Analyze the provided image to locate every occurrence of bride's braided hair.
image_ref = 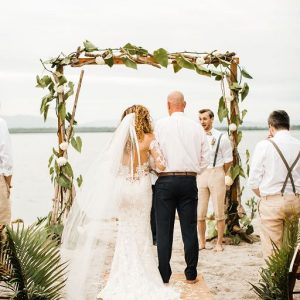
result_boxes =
[121,105,153,141]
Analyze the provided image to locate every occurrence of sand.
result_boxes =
[170,218,263,300]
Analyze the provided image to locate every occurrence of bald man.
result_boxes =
[154,91,209,284]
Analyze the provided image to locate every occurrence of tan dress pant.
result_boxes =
[197,167,226,221]
[258,194,300,258]
[0,175,11,225]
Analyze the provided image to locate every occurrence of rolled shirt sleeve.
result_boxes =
[221,135,233,164]
[0,119,13,176]
[199,130,210,174]
[248,141,266,190]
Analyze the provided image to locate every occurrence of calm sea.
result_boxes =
[11,130,300,223]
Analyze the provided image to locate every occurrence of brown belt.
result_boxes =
[158,172,197,177]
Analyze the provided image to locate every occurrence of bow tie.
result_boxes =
[206,131,212,136]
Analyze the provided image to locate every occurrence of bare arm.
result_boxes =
[252,188,261,197]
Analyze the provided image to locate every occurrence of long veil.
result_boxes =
[60,113,141,300]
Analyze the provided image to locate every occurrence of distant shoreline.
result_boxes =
[8,125,300,134]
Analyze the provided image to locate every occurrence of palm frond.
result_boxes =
[250,215,299,299]
[0,223,67,299]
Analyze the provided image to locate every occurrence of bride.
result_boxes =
[60,105,179,300]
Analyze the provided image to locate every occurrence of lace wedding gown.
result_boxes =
[61,114,179,300]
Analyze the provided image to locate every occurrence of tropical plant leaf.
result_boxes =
[0,224,67,299]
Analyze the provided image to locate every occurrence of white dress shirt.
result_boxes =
[248,130,300,196]
[0,117,13,176]
[154,112,209,174]
[206,128,233,168]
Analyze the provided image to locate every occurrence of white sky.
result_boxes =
[0,0,299,125]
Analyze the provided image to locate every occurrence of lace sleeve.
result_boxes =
[149,139,166,172]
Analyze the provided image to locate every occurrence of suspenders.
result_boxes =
[213,134,223,168]
[268,139,300,195]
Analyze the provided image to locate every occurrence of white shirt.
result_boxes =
[248,130,300,196]
[0,117,13,176]
[154,112,209,174]
[206,128,233,168]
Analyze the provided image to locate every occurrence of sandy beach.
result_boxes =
[170,218,263,300]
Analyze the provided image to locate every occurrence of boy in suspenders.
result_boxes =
[197,109,233,251]
[248,110,300,258]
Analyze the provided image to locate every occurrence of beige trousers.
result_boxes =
[258,194,300,258]
[0,175,11,225]
[197,167,226,221]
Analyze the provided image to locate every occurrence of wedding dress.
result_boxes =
[61,113,179,300]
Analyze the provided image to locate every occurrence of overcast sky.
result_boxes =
[0,0,299,125]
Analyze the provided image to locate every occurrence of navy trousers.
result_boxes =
[150,185,156,244]
[155,175,199,283]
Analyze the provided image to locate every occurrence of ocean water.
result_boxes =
[10,130,300,224]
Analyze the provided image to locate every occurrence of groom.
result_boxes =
[154,91,209,284]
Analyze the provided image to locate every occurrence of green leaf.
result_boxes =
[36,75,52,88]
[58,102,66,121]
[123,43,137,55]
[176,55,195,70]
[66,112,77,125]
[214,75,223,81]
[220,59,231,67]
[241,68,253,79]
[230,82,242,91]
[237,131,243,145]
[43,104,50,121]
[211,70,223,77]
[58,75,68,86]
[217,96,228,123]
[84,40,98,52]
[57,174,72,189]
[61,57,71,65]
[173,62,182,73]
[240,82,249,101]
[230,165,240,181]
[62,162,74,178]
[195,65,211,77]
[71,136,82,153]
[49,167,54,175]
[121,57,137,69]
[48,154,54,168]
[64,81,74,100]
[77,175,83,188]
[239,166,246,178]
[241,109,248,121]
[123,43,148,56]
[153,48,169,68]
[52,147,59,157]
[104,49,114,67]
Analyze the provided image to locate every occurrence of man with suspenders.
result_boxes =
[197,109,233,251]
[248,110,300,258]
